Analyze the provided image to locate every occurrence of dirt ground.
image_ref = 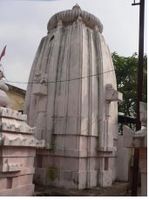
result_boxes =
[34,182,130,196]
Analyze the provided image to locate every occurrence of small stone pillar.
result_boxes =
[123,102,147,196]
[0,107,45,196]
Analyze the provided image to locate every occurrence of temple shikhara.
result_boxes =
[25,4,122,189]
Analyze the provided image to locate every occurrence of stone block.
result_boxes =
[60,157,79,171]
[79,158,87,170]
[0,155,35,169]
[53,156,61,168]
[1,146,35,157]
[54,117,66,135]
[64,135,79,150]
[57,171,77,189]
[123,125,134,147]
[41,156,54,168]
[88,158,96,170]
[35,112,46,129]
[79,136,87,157]
[1,133,45,148]
[77,171,87,189]
[80,117,88,135]
[63,170,73,181]
[87,170,98,188]
[46,167,60,186]
[0,178,7,190]
[99,170,113,187]
[88,136,98,156]
[0,107,27,121]
[66,117,78,134]
[34,168,47,185]
[0,184,34,196]
[0,167,35,179]
[1,161,21,172]
[54,135,64,150]
[116,135,129,181]
[105,84,122,102]
[37,98,47,112]
[90,118,98,136]
[13,175,33,188]
[32,84,47,96]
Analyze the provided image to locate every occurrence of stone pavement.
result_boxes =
[34,182,129,196]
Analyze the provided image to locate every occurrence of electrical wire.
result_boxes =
[5,68,115,85]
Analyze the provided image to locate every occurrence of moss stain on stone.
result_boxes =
[47,167,58,181]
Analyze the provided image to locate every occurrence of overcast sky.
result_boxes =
[0,0,148,89]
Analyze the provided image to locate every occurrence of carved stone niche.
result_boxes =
[105,84,122,103]
[32,72,48,96]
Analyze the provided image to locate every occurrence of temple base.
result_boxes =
[34,134,116,189]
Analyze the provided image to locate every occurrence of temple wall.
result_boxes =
[0,107,45,195]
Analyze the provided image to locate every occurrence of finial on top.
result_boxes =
[48,5,103,33]
[72,4,81,11]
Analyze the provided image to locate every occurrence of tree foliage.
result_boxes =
[112,52,147,117]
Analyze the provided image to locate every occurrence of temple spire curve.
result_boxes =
[47,5,103,33]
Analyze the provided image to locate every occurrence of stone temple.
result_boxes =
[25,5,122,189]
[0,64,44,196]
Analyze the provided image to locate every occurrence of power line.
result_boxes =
[5,68,115,85]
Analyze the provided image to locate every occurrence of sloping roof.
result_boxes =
[6,83,26,96]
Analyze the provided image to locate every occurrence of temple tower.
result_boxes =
[25,5,122,189]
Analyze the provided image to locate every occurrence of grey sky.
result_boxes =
[0,0,147,89]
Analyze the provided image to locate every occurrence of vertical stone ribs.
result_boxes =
[25,5,122,189]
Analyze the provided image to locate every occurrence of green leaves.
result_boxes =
[112,52,147,117]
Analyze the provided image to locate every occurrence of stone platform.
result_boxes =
[0,107,45,196]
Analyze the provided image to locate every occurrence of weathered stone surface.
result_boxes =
[25,5,121,189]
[116,135,130,182]
[6,84,25,111]
[47,4,103,33]
[0,107,27,121]
[0,184,34,196]
[0,107,45,195]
